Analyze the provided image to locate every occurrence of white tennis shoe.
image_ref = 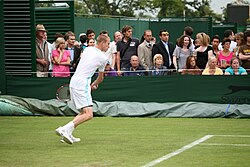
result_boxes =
[55,127,73,144]
[60,135,81,143]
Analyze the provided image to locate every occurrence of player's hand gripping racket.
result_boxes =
[56,84,70,102]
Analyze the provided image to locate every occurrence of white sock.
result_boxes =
[62,121,75,135]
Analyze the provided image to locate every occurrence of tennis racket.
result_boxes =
[56,84,70,102]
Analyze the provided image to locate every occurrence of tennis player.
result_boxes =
[56,34,110,144]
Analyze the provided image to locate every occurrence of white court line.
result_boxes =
[214,135,250,138]
[141,135,214,167]
[200,143,250,147]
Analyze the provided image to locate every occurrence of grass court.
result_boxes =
[0,117,250,167]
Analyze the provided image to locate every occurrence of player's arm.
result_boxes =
[91,71,104,90]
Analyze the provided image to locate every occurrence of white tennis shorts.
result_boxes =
[69,87,93,109]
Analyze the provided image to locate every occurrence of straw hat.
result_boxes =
[36,24,47,32]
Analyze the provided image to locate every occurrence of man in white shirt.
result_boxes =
[55,34,110,144]
[218,29,237,52]
[109,31,122,69]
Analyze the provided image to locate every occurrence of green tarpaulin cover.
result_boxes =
[0,95,249,118]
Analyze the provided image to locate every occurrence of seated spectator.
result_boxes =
[149,54,167,76]
[104,62,118,77]
[202,57,223,75]
[52,37,71,77]
[224,57,247,75]
[123,55,146,76]
[216,38,235,69]
[181,55,202,75]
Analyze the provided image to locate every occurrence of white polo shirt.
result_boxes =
[70,46,108,90]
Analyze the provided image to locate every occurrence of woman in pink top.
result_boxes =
[216,38,235,69]
[52,37,71,77]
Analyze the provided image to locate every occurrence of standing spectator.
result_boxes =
[218,29,237,52]
[211,35,221,56]
[64,31,81,74]
[202,57,223,75]
[109,31,123,69]
[216,38,235,69]
[35,24,49,77]
[152,30,176,71]
[52,38,71,77]
[123,55,146,76]
[149,54,167,76]
[194,32,213,69]
[99,30,116,69]
[239,30,250,71]
[43,32,53,77]
[183,26,195,51]
[234,32,245,57]
[224,57,247,75]
[181,56,201,75]
[116,25,140,75]
[138,30,153,70]
[87,38,95,47]
[79,33,88,52]
[173,35,193,71]
[86,28,96,41]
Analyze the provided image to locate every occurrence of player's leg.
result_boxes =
[73,106,93,128]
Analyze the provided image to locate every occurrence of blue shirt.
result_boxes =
[225,67,247,75]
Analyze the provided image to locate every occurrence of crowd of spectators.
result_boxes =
[35,24,250,77]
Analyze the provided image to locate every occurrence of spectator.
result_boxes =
[173,35,193,71]
[152,30,176,71]
[234,32,245,57]
[79,33,88,52]
[74,41,80,48]
[99,30,116,70]
[43,32,54,77]
[181,55,201,75]
[194,32,213,70]
[104,62,118,77]
[86,28,96,41]
[183,26,195,51]
[52,37,71,77]
[211,35,220,56]
[202,57,223,75]
[216,38,235,69]
[123,55,146,76]
[138,30,153,70]
[239,30,250,71]
[116,25,140,75]
[87,38,95,47]
[224,57,247,75]
[218,29,237,52]
[109,31,123,69]
[149,54,167,76]
[64,31,81,74]
[193,38,200,48]
[35,24,49,77]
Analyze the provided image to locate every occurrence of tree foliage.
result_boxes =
[75,0,223,22]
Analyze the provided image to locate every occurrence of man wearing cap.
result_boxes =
[152,30,176,71]
[35,24,49,77]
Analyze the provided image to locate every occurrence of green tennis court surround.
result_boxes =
[5,75,250,104]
